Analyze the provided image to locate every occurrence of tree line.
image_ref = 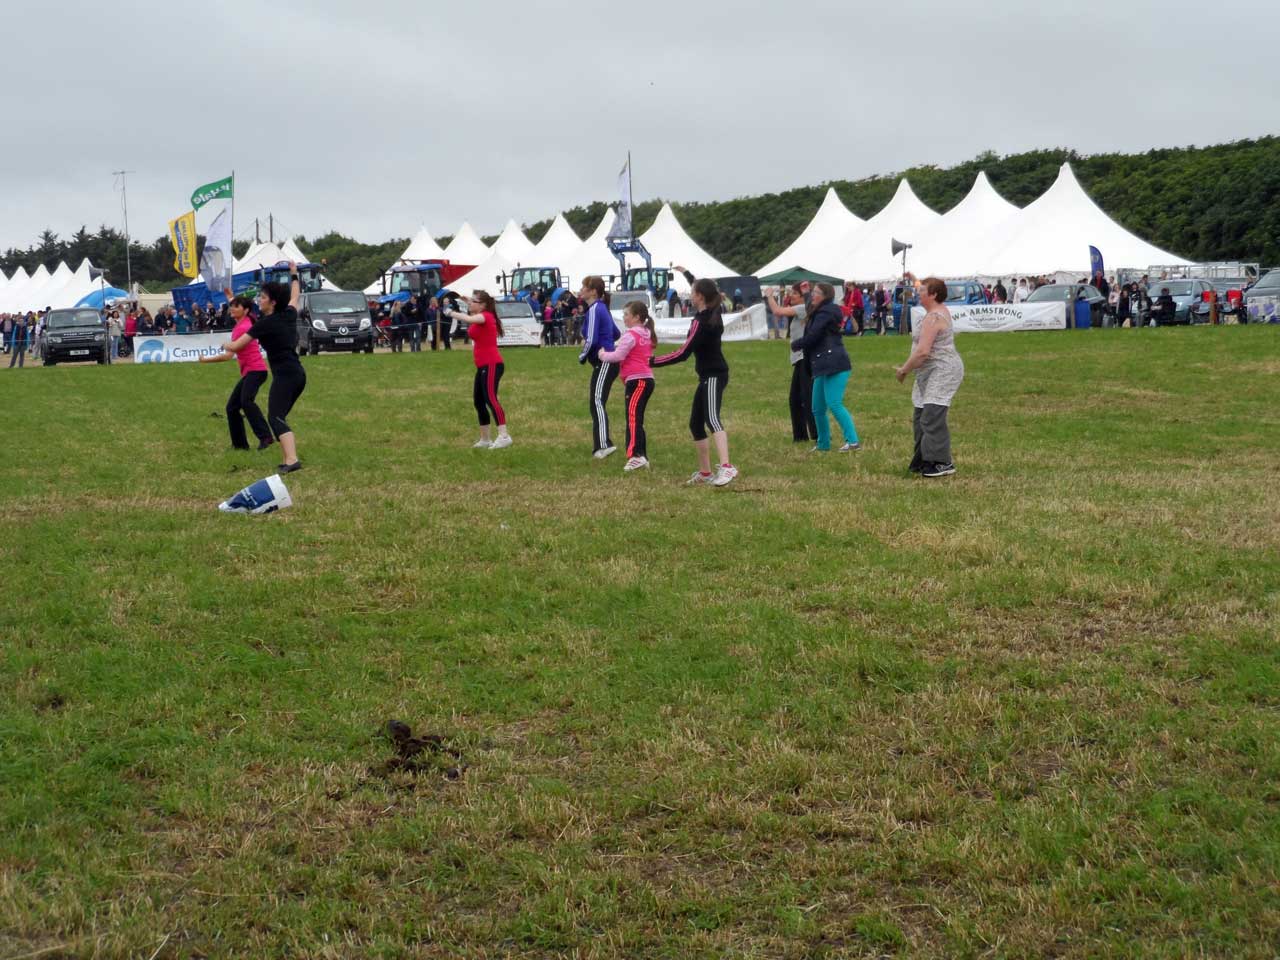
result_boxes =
[4,137,1276,294]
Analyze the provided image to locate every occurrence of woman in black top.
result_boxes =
[223,261,307,473]
[653,268,737,487]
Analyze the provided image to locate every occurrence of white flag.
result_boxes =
[607,156,632,241]
[200,205,233,291]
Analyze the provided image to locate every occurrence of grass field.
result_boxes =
[2,328,1278,959]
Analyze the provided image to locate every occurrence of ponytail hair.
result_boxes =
[472,289,502,335]
[692,277,723,331]
[583,275,610,309]
[625,300,656,341]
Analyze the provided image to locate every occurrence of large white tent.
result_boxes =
[531,214,583,267]
[442,222,490,266]
[0,266,30,312]
[756,187,865,277]
[911,172,1021,277]
[3,264,53,313]
[560,208,626,283]
[442,250,516,295]
[981,163,1189,276]
[489,219,537,263]
[401,224,447,262]
[638,203,734,290]
[833,180,942,280]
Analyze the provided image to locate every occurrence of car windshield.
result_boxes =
[309,293,367,314]
[47,310,102,328]
[1025,285,1074,302]
[945,285,976,302]
[511,269,556,291]
[1250,271,1280,292]
[614,292,654,312]
[1154,281,1194,297]
[495,301,534,320]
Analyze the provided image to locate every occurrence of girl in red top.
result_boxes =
[445,290,512,449]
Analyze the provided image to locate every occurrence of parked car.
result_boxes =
[1146,278,1213,325]
[1025,283,1106,327]
[1243,269,1280,324]
[41,308,108,365]
[888,279,991,331]
[297,290,374,354]
[494,300,543,348]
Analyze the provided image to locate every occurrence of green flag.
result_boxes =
[191,175,233,210]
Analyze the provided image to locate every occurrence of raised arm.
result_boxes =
[288,262,301,309]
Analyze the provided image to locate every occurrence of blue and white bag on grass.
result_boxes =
[218,474,293,515]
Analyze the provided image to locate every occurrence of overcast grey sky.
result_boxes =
[1,0,1275,252]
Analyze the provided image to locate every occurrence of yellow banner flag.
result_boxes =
[169,210,198,278]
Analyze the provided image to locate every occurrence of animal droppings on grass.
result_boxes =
[372,719,466,782]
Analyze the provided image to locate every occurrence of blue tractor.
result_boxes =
[498,266,571,310]
[171,261,325,313]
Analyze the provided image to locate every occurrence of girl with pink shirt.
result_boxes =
[198,294,274,451]
[598,300,656,472]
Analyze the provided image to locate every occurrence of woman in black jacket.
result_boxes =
[790,283,861,452]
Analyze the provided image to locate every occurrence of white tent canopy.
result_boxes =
[560,208,627,284]
[911,172,1021,277]
[531,214,583,267]
[442,250,515,295]
[756,187,865,277]
[3,263,54,313]
[490,219,536,263]
[982,163,1189,276]
[833,180,942,281]
[442,221,490,266]
[638,203,734,291]
[401,224,447,262]
[234,241,290,273]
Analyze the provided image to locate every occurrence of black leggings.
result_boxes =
[227,370,271,448]
[789,360,817,441]
[474,363,506,426]
[267,363,306,438]
[689,373,728,441]
[588,360,618,452]
[624,377,655,459]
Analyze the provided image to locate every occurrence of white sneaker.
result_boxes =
[593,445,617,460]
[838,442,861,452]
[712,465,738,487]
[490,434,513,449]
[623,456,649,472]
[472,438,492,449]
[686,470,714,485]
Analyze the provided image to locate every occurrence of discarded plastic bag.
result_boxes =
[218,474,292,515]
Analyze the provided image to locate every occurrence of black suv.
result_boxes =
[42,308,108,365]
[297,291,374,355]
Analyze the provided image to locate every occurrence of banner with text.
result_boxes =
[133,334,228,364]
[911,301,1067,333]
[169,210,199,278]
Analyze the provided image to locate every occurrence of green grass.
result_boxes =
[2,328,1279,959]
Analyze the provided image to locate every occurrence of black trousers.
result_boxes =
[588,360,618,452]
[474,363,506,426]
[689,373,728,441]
[227,370,271,448]
[267,363,307,438]
[435,316,452,350]
[623,377,655,460]
[789,360,817,441]
[910,404,952,470]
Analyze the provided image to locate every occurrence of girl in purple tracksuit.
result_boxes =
[598,300,657,472]
[578,275,621,459]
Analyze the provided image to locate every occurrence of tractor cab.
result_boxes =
[623,266,671,299]
[501,267,569,306]
[260,261,325,293]
[384,262,446,302]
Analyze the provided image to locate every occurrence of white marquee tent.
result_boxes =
[981,163,1189,276]
[401,224,447,262]
[560,208,626,283]
[442,222,490,266]
[638,203,734,290]
[531,214,583,267]
[834,180,942,280]
[489,219,537,263]
[443,250,516,295]
[911,172,1021,277]
[2,264,53,313]
[756,187,865,277]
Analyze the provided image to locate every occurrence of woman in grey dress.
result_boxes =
[896,273,964,477]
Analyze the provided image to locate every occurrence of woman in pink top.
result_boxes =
[598,300,656,472]
[198,294,273,451]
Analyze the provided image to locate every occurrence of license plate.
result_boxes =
[334,338,353,344]
[70,349,90,355]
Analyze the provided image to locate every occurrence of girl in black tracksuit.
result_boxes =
[652,268,737,487]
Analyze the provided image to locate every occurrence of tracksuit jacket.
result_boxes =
[578,300,620,364]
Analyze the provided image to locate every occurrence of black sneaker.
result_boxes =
[922,461,956,478]
[277,461,303,475]
[257,437,275,451]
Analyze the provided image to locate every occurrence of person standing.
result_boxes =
[198,293,274,452]
[7,314,26,368]
[791,282,860,453]
[444,290,512,449]
[123,309,138,359]
[423,297,440,351]
[896,274,964,478]
[598,300,657,471]
[107,311,122,362]
[578,276,621,459]
[766,284,817,443]
[407,294,423,352]
[993,278,1008,303]
[220,262,307,473]
[653,269,737,487]
[1012,278,1029,303]
[435,295,455,350]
